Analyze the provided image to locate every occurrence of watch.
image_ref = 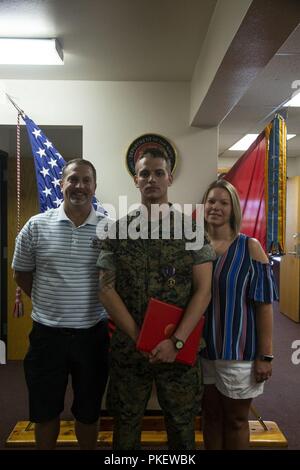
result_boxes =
[170,335,185,351]
[258,354,274,362]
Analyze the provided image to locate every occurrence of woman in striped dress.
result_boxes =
[200,179,278,450]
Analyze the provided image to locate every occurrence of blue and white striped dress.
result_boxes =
[202,234,279,361]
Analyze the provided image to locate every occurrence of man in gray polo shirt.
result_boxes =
[12,159,109,450]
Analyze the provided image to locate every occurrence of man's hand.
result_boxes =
[149,339,177,364]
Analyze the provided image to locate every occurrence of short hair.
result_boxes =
[135,147,171,174]
[202,179,242,236]
[61,158,97,182]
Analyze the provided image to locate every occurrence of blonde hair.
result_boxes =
[202,179,242,236]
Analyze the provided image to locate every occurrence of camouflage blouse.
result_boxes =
[97,208,215,327]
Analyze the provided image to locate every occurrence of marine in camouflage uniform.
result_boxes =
[98,212,214,449]
[97,149,215,450]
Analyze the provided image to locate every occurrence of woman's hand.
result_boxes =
[254,359,272,383]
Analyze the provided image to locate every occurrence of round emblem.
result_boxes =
[125,133,177,177]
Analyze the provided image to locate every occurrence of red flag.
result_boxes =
[225,132,267,251]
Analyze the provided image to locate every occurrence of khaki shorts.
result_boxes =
[201,358,264,399]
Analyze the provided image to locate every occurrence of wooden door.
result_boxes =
[280,176,300,322]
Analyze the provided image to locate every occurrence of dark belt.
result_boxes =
[32,320,106,336]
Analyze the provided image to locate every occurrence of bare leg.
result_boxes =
[35,417,60,450]
[222,395,252,450]
[202,385,224,450]
[75,420,99,450]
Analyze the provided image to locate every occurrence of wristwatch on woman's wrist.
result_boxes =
[257,354,274,362]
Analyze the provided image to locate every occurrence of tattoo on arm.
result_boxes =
[99,270,116,292]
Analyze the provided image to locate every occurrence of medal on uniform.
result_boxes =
[162,266,176,288]
[167,277,176,288]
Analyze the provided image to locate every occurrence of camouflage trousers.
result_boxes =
[106,345,203,450]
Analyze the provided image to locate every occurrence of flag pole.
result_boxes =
[5,94,25,118]
[7,94,25,317]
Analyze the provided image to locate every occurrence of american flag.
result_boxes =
[23,115,107,215]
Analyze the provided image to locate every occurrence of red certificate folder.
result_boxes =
[136,298,205,366]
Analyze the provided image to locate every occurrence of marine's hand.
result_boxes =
[149,339,177,364]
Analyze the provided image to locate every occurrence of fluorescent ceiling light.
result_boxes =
[229,133,296,151]
[0,38,63,65]
[284,91,300,107]
[229,134,259,151]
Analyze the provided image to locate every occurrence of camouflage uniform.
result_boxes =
[97,208,215,450]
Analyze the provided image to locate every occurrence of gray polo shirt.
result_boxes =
[12,204,107,328]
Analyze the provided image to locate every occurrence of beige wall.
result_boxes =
[1,80,218,213]
[287,157,300,177]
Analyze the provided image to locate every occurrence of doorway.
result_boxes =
[0,150,8,348]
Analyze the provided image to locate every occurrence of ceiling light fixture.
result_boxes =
[229,133,296,151]
[0,38,63,65]
[229,134,259,151]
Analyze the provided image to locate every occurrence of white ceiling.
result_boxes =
[0,0,217,80]
[0,0,300,159]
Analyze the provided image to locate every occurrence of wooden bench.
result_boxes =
[6,416,288,448]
